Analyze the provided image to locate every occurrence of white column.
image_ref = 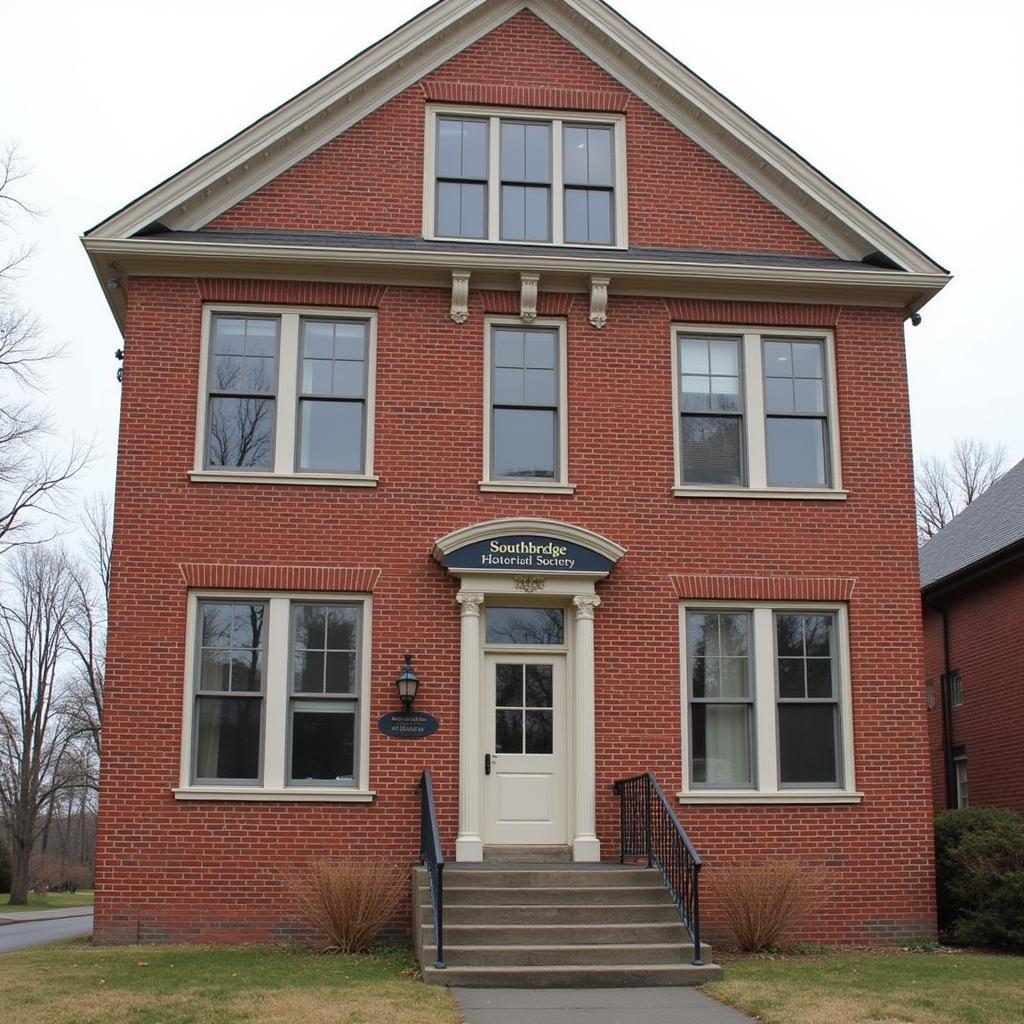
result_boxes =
[456,591,485,862]
[571,594,601,862]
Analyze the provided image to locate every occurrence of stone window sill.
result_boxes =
[173,787,376,803]
[479,481,576,495]
[672,486,847,501]
[189,471,379,488]
[677,790,863,805]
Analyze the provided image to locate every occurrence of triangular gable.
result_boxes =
[85,0,945,275]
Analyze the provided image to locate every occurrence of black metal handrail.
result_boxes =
[612,771,704,965]
[418,770,445,969]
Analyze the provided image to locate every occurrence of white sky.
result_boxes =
[3,0,1023,503]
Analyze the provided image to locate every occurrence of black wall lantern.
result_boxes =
[395,653,420,710]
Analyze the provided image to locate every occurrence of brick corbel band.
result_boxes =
[421,82,631,113]
[665,298,842,328]
[477,290,578,317]
[669,574,856,602]
[180,563,382,593]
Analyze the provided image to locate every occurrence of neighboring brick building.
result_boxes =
[922,459,1024,816]
[84,0,950,949]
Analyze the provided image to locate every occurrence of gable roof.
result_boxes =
[920,458,1024,592]
[84,0,946,271]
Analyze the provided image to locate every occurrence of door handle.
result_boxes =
[484,753,492,776]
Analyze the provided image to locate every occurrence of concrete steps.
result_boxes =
[412,862,722,988]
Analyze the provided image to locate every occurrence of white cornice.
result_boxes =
[84,0,947,282]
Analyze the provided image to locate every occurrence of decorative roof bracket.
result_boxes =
[589,276,610,329]
[450,269,471,323]
[520,273,539,322]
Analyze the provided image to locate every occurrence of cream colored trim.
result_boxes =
[678,600,857,799]
[482,316,571,489]
[451,270,471,323]
[194,303,377,481]
[423,104,628,249]
[520,273,540,321]
[180,589,373,797]
[479,481,576,494]
[432,517,626,565]
[173,788,376,802]
[589,276,609,329]
[671,323,843,494]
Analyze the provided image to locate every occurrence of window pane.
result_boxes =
[692,704,751,785]
[525,332,556,369]
[294,649,325,693]
[719,613,748,656]
[501,185,550,242]
[332,359,365,399]
[200,649,232,692]
[792,342,823,378]
[526,710,553,753]
[437,118,486,179]
[302,358,333,395]
[333,324,366,361]
[493,408,556,478]
[524,368,556,405]
[525,664,554,706]
[564,125,612,185]
[778,658,805,698]
[487,608,565,645]
[563,126,589,183]
[564,188,588,243]
[804,615,832,657]
[794,379,825,414]
[766,418,827,486]
[298,399,364,473]
[495,663,523,706]
[325,606,359,650]
[242,356,276,393]
[196,697,261,780]
[291,709,354,782]
[303,321,334,358]
[710,376,740,412]
[720,658,749,698]
[765,377,794,414]
[495,709,523,753]
[525,123,551,181]
[680,338,709,375]
[687,612,714,660]
[764,341,792,377]
[212,317,246,355]
[494,367,524,404]
[682,415,742,485]
[200,603,234,648]
[779,704,838,784]
[681,376,711,412]
[806,659,833,699]
[586,190,612,244]
[324,652,356,694]
[776,614,803,657]
[207,397,275,468]
[501,122,551,183]
[494,330,524,367]
[709,339,739,376]
[437,181,485,238]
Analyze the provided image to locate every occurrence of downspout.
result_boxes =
[937,605,957,808]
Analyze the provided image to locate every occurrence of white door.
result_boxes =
[482,653,566,845]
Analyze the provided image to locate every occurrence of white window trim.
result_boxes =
[677,600,860,805]
[174,589,374,802]
[670,324,845,500]
[190,303,379,487]
[423,104,629,249]
[481,315,574,493]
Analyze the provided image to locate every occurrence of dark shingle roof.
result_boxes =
[920,457,1024,591]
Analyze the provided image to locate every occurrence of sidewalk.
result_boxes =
[454,987,754,1024]
[0,906,94,925]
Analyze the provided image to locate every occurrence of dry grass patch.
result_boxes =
[0,941,460,1024]
[704,951,1024,1024]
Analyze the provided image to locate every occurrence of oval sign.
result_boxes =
[441,534,614,574]
[378,711,440,740]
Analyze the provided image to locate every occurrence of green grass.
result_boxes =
[0,890,95,914]
[704,950,1024,1024]
[0,941,459,1024]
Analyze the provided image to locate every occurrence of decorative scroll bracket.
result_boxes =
[589,276,610,329]
[450,270,471,324]
[520,273,539,322]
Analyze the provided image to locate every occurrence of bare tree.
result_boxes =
[0,545,78,904]
[0,144,88,553]
[916,437,1008,542]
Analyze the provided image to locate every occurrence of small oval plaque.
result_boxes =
[378,711,439,740]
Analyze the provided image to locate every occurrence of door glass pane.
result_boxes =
[525,664,553,707]
[487,608,564,645]
[691,704,750,785]
[525,710,553,753]
[196,697,261,780]
[779,704,838,784]
[495,663,522,706]
[495,709,523,753]
[291,708,354,782]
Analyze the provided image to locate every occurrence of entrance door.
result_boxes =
[482,653,566,845]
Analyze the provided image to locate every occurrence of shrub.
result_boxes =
[286,860,407,954]
[935,807,1024,949]
[714,861,828,952]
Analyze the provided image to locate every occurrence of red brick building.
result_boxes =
[84,0,950,953]
[922,459,1024,816]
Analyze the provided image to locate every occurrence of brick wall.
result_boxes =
[923,561,1024,816]
[95,275,936,945]
[207,10,831,258]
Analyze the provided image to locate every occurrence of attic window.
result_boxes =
[426,106,627,248]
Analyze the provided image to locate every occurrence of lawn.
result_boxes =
[0,941,460,1024]
[704,949,1024,1024]
[0,890,95,914]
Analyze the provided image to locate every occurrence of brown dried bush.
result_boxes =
[715,861,828,952]
[286,860,407,954]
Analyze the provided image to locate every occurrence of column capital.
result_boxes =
[572,594,601,620]
[456,591,485,617]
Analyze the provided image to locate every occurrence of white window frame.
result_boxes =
[190,304,379,487]
[954,753,969,808]
[678,601,860,804]
[670,324,845,500]
[481,316,573,494]
[174,590,374,802]
[423,104,629,249]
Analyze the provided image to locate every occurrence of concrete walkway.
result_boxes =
[453,987,754,1024]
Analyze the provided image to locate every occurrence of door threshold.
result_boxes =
[482,844,572,863]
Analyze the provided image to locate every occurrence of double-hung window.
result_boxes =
[194,306,377,486]
[428,108,626,247]
[681,602,858,802]
[673,326,842,497]
[483,320,571,492]
[181,593,372,800]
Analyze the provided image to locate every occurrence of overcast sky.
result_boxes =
[3,0,1022,504]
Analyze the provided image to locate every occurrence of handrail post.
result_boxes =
[691,861,703,965]
[418,771,446,970]
[644,773,653,868]
[435,861,445,969]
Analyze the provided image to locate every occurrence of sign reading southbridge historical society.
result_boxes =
[440,534,615,574]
